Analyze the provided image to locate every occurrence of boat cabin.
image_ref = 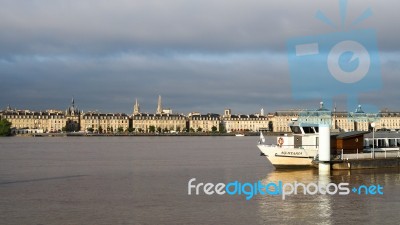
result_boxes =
[330,131,368,154]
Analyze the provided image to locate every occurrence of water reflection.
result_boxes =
[256,168,400,225]
[257,169,332,225]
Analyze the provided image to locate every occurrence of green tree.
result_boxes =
[197,127,203,132]
[0,119,12,136]
[117,127,124,133]
[219,123,226,133]
[219,123,226,134]
[127,127,135,133]
[268,121,273,132]
[99,126,103,133]
[157,127,162,133]
[149,125,156,133]
[211,126,218,132]
[87,127,94,132]
[189,127,195,132]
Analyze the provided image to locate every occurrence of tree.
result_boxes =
[138,128,143,133]
[87,127,94,133]
[219,123,226,133]
[149,125,156,133]
[157,127,162,133]
[117,127,124,133]
[211,126,218,132]
[189,127,195,132]
[197,127,203,132]
[268,121,273,132]
[127,127,134,133]
[99,126,103,133]
[176,126,181,132]
[66,119,79,132]
[163,128,169,133]
[0,119,12,136]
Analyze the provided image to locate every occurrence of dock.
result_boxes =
[314,151,400,170]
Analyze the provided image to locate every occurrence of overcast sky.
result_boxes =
[0,0,399,114]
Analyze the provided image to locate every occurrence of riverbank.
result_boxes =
[14,131,286,137]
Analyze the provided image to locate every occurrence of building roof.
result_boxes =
[1,110,65,116]
[133,113,186,118]
[333,131,369,139]
[190,113,220,119]
[364,131,400,138]
[83,112,128,117]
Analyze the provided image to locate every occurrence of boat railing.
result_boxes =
[258,144,318,153]
[339,149,400,160]
[364,146,400,150]
[259,144,318,147]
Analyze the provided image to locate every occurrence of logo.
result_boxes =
[188,178,384,201]
[287,0,381,114]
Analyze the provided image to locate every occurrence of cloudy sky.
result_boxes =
[0,0,399,114]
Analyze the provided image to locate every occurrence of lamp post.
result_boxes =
[371,122,375,159]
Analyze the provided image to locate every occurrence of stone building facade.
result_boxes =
[188,113,220,132]
[2,97,400,134]
[0,108,65,133]
[221,109,269,132]
[132,113,187,132]
[81,112,129,133]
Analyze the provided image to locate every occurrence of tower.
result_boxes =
[65,97,80,132]
[156,95,162,114]
[133,98,140,115]
[224,109,231,118]
[66,97,79,116]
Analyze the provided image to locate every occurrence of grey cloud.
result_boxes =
[0,0,399,114]
[3,0,396,56]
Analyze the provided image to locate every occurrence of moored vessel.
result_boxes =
[257,121,319,168]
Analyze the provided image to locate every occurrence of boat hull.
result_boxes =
[257,144,317,168]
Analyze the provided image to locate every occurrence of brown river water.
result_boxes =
[0,136,399,224]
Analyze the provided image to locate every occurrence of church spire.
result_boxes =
[156,95,162,114]
[133,98,140,115]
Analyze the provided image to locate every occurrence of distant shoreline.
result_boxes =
[13,132,285,137]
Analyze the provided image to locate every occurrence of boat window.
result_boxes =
[303,127,314,134]
[290,126,302,134]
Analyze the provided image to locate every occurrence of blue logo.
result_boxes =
[188,178,384,200]
[287,0,381,113]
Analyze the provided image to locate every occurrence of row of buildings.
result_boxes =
[1,97,400,134]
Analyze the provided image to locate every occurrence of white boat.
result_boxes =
[235,133,245,137]
[257,122,319,168]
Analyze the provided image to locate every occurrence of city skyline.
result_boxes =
[1,1,400,114]
[2,96,266,115]
[2,95,398,116]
